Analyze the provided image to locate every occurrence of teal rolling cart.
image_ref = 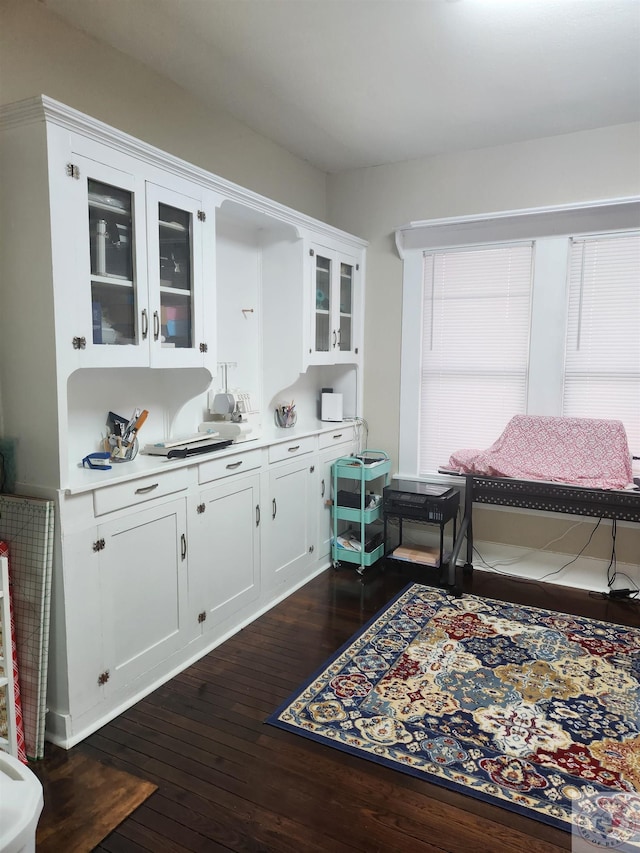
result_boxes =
[331,450,391,574]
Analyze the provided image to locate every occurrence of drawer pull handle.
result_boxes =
[332,433,343,439]
[288,445,300,452]
[141,308,148,340]
[321,478,325,498]
[153,310,160,341]
[181,533,187,561]
[226,461,243,470]
[272,498,277,519]
[256,504,260,527]
[135,483,159,495]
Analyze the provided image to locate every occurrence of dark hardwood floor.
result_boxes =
[37,563,639,852]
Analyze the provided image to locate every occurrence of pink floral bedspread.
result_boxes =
[447,415,633,489]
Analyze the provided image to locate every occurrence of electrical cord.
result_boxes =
[472,516,604,583]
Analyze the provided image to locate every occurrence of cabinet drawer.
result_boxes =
[268,436,316,464]
[198,448,262,485]
[93,469,190,516]
[318,427,354,451]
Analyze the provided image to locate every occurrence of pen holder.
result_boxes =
[104,434,139,462]
[274,407,297,429]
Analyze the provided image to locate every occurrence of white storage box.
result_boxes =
[0,752,43,853]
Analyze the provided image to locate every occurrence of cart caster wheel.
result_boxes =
[356,565,365,576]
[332,561,342,571]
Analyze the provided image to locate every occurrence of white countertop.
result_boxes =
[64,420,358,495]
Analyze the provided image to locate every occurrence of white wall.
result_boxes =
[0,0,327,219]
[327,125,640,578]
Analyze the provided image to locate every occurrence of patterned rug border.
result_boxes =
[266,583,640,844]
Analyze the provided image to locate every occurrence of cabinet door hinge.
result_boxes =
[66,163,80,179]
[197,210,206,221]
[72,336,87,350]
[97,670,110,685]
[197,611,207,624]
[92,538,105,552]
[199,342,208,353]
[197,502,206,514]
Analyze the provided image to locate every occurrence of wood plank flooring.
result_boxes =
[38,563,639,852]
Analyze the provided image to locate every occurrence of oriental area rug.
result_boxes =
[268,584,640,848]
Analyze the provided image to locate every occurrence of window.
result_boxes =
[418,244,533,475]
[397,199,640,477]
[564,233,640,453]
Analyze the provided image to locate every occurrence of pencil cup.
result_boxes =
[274,407,297,429]
[105,435,139,462]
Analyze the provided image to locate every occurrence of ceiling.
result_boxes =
[42,0,640,174]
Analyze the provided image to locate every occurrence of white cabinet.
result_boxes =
[189,472,261,633]
[57,497,188,731]
[62,138,215,371]
[263,453,317,591]
[0,96,368,750]
[307,242,361,365]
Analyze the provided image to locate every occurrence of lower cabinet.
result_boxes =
[57,497,188,731]
[98,500,190,688]
[189,472,261,632]
[48,426,357,747]
[263,456,317,591]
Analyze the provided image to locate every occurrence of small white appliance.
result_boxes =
[321,390,343,422]
[201,362,262,443]
[204,388,261,443]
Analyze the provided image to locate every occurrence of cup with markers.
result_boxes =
[274,401,297,429]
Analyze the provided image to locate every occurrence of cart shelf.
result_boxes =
[331,450,390,575]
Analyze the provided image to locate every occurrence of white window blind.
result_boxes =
[418,243,534,475]
[563,232,640,455]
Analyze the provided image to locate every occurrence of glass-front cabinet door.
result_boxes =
[309,244,359,363]
[64,152,149,369]
[314,252,332,353]
[338,260,353,352]
[88,178,137,347]
[145,181,207,368]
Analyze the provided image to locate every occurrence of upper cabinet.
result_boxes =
[62,139,215,371]
[308,242,360,365]
[0,96,366,491]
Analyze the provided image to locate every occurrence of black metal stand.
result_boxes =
[448,473,640,578]
[382,483,461,595]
